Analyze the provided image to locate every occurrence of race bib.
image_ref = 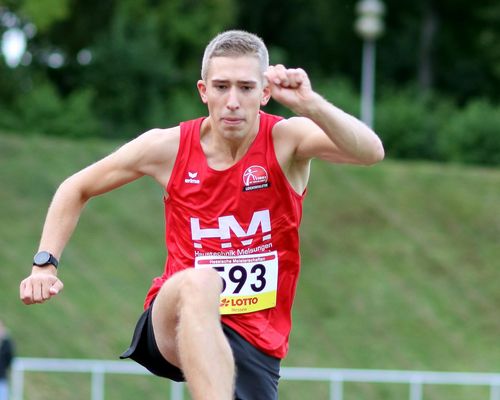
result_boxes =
[195,251,278,315]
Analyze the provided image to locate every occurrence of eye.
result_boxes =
[212,82,228,91]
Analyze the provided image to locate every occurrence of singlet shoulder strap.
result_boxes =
[166,117,205,194]
[258,111,284,134]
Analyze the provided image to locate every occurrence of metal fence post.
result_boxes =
[409,380,423,400]
[170,381,184,400]
[491,383,500,400]
[10,363,24,400]
[330,376,343,400]
[91,367,105,400]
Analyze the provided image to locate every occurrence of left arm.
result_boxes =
[265,65,384,165]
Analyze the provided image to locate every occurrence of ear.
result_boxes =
[197,80,208,104]
[260,83,271,106]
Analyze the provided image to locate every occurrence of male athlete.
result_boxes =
[20,31,384,399]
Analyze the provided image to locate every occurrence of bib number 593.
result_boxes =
[214,263,266,294]
[194,251,278,314]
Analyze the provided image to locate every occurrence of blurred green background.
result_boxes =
[0,0,499,165]
[1,0,499,399]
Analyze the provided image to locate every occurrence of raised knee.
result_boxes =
[178,268,222,308]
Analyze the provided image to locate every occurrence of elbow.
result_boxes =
[362,140,385,166]
[373,141,385,163]
[58,175,91,205]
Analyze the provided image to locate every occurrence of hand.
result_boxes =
[20,266,64,305]
[264,64,318,115]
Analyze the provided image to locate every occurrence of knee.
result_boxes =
[177,268,222,310]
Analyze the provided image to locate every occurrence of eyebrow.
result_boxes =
[211,79,258,85]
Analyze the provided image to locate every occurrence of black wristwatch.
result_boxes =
[33,251,59,268]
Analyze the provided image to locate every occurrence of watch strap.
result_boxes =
[33,251,59,268]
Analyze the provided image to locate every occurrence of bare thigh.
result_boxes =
[151,268,222,368]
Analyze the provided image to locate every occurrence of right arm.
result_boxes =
[20,127,180,305]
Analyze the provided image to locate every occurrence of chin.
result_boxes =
[222,127,247,140]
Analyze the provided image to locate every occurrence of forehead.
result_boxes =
[205,56,263,82]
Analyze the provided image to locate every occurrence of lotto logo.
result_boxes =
[220,298,231,307]
[220,297,259,308]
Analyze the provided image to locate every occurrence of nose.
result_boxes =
[226,87,240,111]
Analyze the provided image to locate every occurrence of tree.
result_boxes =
[1,0,235,138]
[2,0,500,142]
[381,0,500,101]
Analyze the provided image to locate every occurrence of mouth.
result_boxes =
[221,117,245,126]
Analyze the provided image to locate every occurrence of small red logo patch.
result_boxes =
[243,165,268,187]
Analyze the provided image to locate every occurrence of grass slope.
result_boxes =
[1,133,499,399]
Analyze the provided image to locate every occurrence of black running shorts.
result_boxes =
[120,302,281,400]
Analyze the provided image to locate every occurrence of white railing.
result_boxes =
[281,367,500,400]
[10,357,500,400]
[10,358,183,400]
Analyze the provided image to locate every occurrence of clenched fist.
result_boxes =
[20,266,64,305]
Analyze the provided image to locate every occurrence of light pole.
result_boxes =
[355,0,385,128]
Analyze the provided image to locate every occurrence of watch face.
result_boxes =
[34,251,51,265]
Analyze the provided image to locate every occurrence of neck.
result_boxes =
[200,115,260,168]
[220,130,257,161]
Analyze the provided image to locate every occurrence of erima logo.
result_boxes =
[191,209,272,249]
[184,171,200,184]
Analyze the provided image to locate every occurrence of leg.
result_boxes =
[223,326,281,400]
[152,268,235,400]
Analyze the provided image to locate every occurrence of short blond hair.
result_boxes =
[201,30,269,81]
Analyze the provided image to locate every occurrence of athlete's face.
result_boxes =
[197,56,271,140]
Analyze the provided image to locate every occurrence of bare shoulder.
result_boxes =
[133,126,181,161]
[114,126,181,186]
[273,116,319,138]
[272,116,324,161]
[274,115,349,163]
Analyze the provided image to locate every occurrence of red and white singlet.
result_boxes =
[144,111,305,359]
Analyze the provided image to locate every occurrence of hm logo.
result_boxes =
[190,210,271,249]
